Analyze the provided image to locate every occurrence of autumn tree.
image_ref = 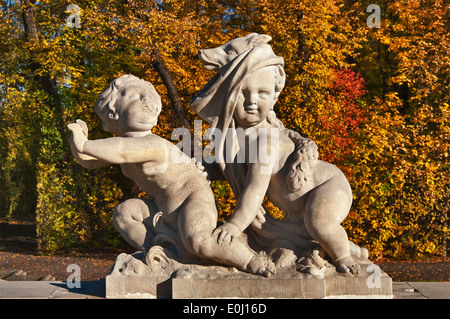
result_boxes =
[1,0,447,257]
[343,0,449,258]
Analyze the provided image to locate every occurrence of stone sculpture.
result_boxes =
[68,34,392,298]
[190,33,368,275]
[68,74,275,276]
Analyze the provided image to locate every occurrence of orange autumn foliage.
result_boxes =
[0,0,447,258]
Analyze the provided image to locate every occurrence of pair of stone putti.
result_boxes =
[68,33,368,277]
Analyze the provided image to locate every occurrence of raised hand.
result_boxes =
[76,119,89,138]
[68,120,88,153]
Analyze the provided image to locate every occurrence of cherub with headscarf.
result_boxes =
[191,34,367,274]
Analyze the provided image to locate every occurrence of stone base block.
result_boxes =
[106,274,172,299]
[106,255,392,299]
[172,267,392,299]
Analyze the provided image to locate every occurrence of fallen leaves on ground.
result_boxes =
[0,250,121,281]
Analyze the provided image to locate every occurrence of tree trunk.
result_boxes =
[151,48,191,129]
[22,0,38,41]
[21,0,62,130]
[22,1,57,96]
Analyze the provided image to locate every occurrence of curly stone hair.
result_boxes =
[95,74,161,118]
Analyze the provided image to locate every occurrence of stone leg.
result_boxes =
[113,198,157,251]
[177,192,273,275]
[304,176,360,274]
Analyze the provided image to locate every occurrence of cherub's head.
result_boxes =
[233,64,285,129]
[95,74,162,135]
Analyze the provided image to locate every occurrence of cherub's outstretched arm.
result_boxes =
[69,120,109,169]
[68,120,166,165]
[83,136,167,164]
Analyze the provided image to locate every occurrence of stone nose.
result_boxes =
[247,92,258,105]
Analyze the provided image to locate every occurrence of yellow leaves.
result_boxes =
[263,197,287,220]
[1,0,447,256]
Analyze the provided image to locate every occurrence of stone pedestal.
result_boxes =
[172,270,392,299]
[105,253,392,299]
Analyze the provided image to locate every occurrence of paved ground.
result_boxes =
[0,280,449,299]
[0,280,106,299]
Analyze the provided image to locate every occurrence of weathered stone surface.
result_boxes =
[174,262,392,299]
[106,274,171,299]
[105,253,392,299]
[72,35,394,300]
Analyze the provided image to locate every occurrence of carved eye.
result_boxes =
[225,44,237,55]
[259,91,269,98]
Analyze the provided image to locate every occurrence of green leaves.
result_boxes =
[0,0,447,257]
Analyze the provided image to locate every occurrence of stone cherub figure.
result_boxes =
[191,33,368,274]
[68,74,275,276]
